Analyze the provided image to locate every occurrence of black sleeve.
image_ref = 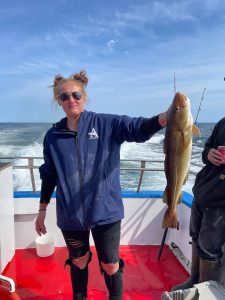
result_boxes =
[202,118,224,164]
[39,135,58,184]
[112,114,163,144]
[140,115,163,138]
[40,181,55,204]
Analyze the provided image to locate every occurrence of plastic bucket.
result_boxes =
[35,233,55,257]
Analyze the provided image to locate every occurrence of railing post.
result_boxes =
[28,158,36,193]
[0,157,202,193]
[137,160,146,192]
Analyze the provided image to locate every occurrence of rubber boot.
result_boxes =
[65,253,92,300]
[199,258,221,283]
[102,258,124,300]
[171,240,199,291]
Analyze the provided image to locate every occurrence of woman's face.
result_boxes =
[58,81,86,118]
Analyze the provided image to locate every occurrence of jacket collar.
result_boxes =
[53,110,88,131]
[53,117,67,130]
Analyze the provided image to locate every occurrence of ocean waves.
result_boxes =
[0,122,215,193]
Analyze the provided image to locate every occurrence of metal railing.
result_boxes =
[0,157,42,193]
[0,157,202,193]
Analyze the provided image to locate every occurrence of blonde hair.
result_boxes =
[52,70,88,101]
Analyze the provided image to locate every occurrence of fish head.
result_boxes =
[168,92,193,129]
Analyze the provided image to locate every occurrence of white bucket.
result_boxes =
[35,233,55,257]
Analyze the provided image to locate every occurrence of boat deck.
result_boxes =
[2,245,188,299]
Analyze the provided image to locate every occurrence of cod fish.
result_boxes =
[162,92,200,229]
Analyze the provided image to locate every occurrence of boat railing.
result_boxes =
[0,157,203,193]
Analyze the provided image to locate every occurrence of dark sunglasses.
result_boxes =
[59,91,82,102]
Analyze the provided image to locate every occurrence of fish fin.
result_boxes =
[192,124,201,137]
[182,131,192,147]
[162,208,179,229]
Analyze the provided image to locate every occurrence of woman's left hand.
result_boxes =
[35,210,47,236]
[158,111,168,127]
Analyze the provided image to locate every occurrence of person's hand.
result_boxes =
[35,210,47,236]
[158,106,171,127]
[207,148,222,166]
[159,111,167,127]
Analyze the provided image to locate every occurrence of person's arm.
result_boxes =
[139,115,163,136]
[202,134,215,164]
[201,119,225,165]
[35,133,57,235]
[35,181,56,236]
[112,110,168,144]
[40,181,56,204]
[206,148,222,166]
[35,208,47,236]
[140,110,168,135]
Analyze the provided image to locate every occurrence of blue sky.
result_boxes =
[1,0,225,123]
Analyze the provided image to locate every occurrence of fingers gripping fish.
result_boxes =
[162,92,201,229]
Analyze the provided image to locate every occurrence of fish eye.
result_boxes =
[175,106,180,112]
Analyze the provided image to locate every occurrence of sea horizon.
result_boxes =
[0,122,216,193]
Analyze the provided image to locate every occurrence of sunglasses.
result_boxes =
[59,91,82,102]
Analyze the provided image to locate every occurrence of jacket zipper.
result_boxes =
[54,127,87,228]
[75,134,87,227]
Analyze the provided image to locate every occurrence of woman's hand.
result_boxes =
[158,106,170,127]
[207,148,222,166]
[35,210,47,236]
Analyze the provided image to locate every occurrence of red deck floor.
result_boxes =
[2,245,189,299]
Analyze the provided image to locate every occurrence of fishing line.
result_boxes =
[194,88,206,124]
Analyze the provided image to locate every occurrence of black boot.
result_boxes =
[102,258,124,300]
[171,240,199,291]
[65,253,92,300]
[199,258,221,283]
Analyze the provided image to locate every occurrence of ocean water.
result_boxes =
[0,122,215,194]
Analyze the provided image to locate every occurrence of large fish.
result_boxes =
[162,92,200,229]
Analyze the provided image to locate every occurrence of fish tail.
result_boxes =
[162,208,179,229]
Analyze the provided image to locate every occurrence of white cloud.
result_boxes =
[1,0,225,122]
[115,2,196,25]
[107,39,116,51]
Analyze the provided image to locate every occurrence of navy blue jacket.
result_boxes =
[39,110,162,230]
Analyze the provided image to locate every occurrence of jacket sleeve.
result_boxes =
[40,181,56,204]
[202,118,224,164]
[112,114,163,144]
[39,133,57,203]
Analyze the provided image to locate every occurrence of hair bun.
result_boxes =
[70,70,88,87]
[54,74,65,85]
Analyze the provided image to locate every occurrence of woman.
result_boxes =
[35,70,168,300]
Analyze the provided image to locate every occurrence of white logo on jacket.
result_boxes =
[88,128,99,139]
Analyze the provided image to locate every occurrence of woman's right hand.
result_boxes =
[207,148,222,166]
[35,210,47,236]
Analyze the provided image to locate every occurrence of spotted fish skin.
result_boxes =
[162,92,201,229]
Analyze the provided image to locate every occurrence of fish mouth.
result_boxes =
[174,92,189,108]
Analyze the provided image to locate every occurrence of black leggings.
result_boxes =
[62,220,121,264]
